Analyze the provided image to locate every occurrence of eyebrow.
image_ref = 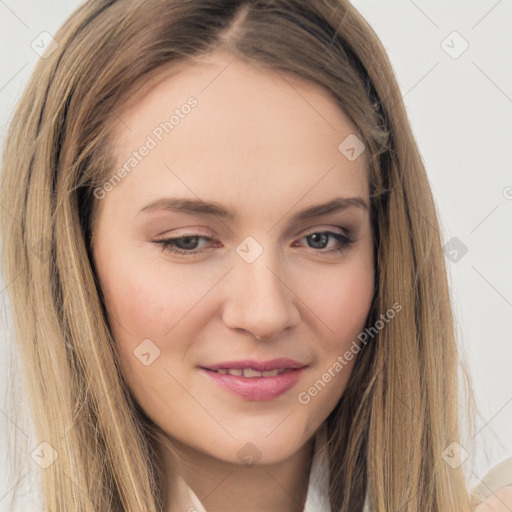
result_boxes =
[139,196,369,222]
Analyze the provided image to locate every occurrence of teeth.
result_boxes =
[243,368,262,378]
[215,368,288,377]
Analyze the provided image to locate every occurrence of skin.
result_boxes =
[475,487,512,511]
[92,51,375,512]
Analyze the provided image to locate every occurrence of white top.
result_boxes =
[302,422,372,511]
[170,423,511,512]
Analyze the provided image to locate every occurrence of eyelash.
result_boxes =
[154,230,355,258]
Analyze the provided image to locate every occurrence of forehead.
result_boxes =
[104,53,369,214]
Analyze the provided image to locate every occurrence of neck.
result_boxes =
[160,434,315,512]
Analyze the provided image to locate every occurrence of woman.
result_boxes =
[0,1,510,511]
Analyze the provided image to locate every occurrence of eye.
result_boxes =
[294,230,354,256]
[154,229,355,257]
[154,233,213,257]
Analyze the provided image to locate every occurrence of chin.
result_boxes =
[216,428,308,465]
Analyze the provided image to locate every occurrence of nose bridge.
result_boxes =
[222,238,299,339]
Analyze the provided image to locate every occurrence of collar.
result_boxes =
[303,421,332,511]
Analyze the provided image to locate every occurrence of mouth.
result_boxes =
[207,367,291,377]
[199,359,307,401]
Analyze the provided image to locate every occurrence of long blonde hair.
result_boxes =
[0,0,476,510]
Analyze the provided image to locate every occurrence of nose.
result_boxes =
[221,251,300,340]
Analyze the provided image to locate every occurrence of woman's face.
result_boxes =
[92,52,375,466]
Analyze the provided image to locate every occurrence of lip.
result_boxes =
[201,358,307,372]
[201,366,306,401]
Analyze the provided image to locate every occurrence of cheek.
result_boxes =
[298,257,375,347]
[99,268,166,339]
[293,260,374,419]
[97,266,199,414]
[98,256,208,341]
[96,258,227,391]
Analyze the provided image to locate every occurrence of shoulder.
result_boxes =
[474,485,512,511]
[471,458,512,511]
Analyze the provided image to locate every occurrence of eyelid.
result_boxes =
[300,224,347,235]
[153,227,215,240]
[154,225,351,242]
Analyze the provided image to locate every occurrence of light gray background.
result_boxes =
[1,1,511,509]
